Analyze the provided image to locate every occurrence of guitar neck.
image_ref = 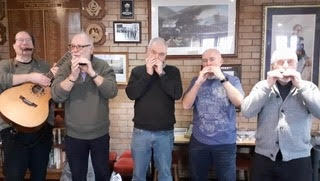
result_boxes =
[46,52,72,80]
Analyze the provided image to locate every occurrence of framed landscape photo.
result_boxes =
[262,4,320,85]
[113,21,141,43]
[94,52,128,84]
[150,0,238,57]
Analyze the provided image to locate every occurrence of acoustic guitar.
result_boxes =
[0,52,72,129]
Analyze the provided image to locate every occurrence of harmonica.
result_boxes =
[23,48,33,51]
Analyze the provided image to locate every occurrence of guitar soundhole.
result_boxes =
[32,85,44,95]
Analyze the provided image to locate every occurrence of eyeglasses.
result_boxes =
[15,38,32,43]
[68,44,91,51]
[275,59,296,66]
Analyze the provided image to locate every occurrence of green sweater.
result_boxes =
[51,56,117,139]
[0,59,54,130]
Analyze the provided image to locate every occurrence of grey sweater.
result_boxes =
[51,56,117,139]
[242,80,320,161]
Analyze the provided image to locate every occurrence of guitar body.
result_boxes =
[0,83,51,128]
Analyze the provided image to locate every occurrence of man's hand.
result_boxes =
[195,66,213,85]
[28,72,51,87]
[69,57,81,81]
[50,63,59,77]
[211,66,225,80]
[154,59,164,75]
[145,55,157,75]
[266,69,284,88]
[282,69,302,88]
[77,57,96,77]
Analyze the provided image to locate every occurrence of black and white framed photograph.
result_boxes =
[113,21,141,43]
[94,52,128,84]
[150,0,238,57]
[221,64,241,79]
[262,4,320,85]
[121,0,134,19]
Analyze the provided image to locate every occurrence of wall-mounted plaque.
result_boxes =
[85,22,106,45]
[120,0,134,19]
[0,2,5,20]
[0,23,7,45]
[82,0,105,19]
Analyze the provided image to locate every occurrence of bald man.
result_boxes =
[182,48,244,181]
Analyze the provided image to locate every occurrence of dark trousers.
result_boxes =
[0,124,53,181]
[188,136,236,181]
[65,134,110,181]
[252,153,312,181]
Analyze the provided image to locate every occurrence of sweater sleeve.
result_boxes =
[96,63,118,99]
[159,66,183,100]
[51,61,71,103]
[125,66,153,100]
[0,60,13,92]
[241,80,272,118]
[297,80,320,118]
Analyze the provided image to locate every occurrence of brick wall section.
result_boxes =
[1,0,320,154]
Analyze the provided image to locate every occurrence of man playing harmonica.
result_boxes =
[51,32,117,181]
[0,30,58,181]
[242,48,320,181]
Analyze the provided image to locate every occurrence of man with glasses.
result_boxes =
[126,37,182,181]
[242,49,320,181]
[0,30,58,181]
[51,32,118,181]
[182,48,244,181]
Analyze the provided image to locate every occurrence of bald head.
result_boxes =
[201,48,223,67]
[202,49,222,58]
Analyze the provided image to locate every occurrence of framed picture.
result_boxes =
[120,0,134,19]
[150,0,238,57]
[221,64,241,79]
[262,4,320,85]
[94,52,128,84]
[113,21,141,43]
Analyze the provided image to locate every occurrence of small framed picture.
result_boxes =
[94,52,128,84]
[120,0,134,19]
[113,21,141,43]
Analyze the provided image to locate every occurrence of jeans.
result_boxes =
[0,124,53,181]
[251,153,312,181]
[131,128,174,181]
[189,136,236,181]
[65,134,110,181]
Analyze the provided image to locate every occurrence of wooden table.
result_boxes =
[174,135,256,146]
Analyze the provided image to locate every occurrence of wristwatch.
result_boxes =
[220,77,229,83]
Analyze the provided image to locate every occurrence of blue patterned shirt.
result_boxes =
[186,74,244,145]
